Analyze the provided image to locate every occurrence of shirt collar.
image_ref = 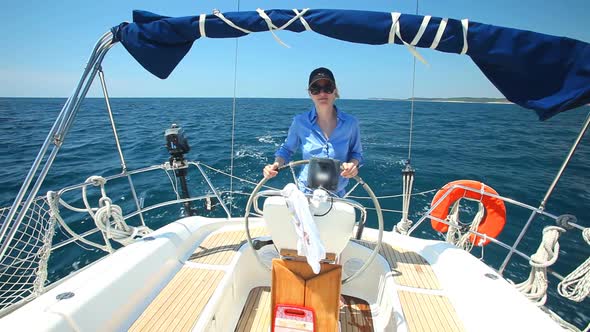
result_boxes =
[309,105,345,123]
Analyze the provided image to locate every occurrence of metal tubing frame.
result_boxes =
[499,110,590,273]
[97,67,145,226]
[97,68,128,171]
[0,31,116,261]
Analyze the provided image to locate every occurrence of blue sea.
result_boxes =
[1,97,589,327]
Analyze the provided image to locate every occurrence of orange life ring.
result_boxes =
[430,180,506,246]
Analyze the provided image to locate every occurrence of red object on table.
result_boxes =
[273,304,315,332]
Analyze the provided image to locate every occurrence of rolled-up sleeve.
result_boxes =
[349,118,364,167]
[275,117,300,163]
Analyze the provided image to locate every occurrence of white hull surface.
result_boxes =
[0,217,562,331]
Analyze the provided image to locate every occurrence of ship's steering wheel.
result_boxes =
[244,160,384,285]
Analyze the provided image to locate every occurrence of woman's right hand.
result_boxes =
[263,162,280,179]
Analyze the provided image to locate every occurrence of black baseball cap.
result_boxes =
[308,67,336,88]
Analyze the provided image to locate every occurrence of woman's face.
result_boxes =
[309,79,337,107]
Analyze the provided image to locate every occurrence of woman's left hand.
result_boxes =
[340,162,358,178]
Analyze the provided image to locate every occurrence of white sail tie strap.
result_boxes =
[281,183,326,274]
[293,9,312,31]
[410,15,432,46]
[213,9,253,34]
[256,8,290,48]
[388,12,428,65]
[211,8,310,46]
[515,226,565,305]
[199,14,207,37]
[388,12,400,44]
[275,8,310,30]
[460,18,469,54]
[430,18,448,49]
[558,227,590,302]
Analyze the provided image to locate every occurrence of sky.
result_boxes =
[1,0,589,99]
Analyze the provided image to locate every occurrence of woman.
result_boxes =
[262,67,363,197]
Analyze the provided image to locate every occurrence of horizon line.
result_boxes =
[0,96,508,101]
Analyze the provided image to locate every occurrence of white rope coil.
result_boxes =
[445,199,485,252]
[48,176,152,250]
[85,177,151,246]
[47,191,113,253]
[516,226,565,305]
[93,197,150,246]
[557,227,590,302]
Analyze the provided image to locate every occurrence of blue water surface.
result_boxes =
[0,97,588,327]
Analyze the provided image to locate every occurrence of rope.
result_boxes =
[444,199,485,252]
[212,8,309,48]
[92,196,150,246]
[48,176,152,249]
[85,177,151,246]
[515,226,565,305]
[558,227,590,302]
[47,191,113,253]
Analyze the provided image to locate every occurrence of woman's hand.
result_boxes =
[263,162,280,179]
[340,162,358,178]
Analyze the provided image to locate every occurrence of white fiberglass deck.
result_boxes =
[0,217,565,331]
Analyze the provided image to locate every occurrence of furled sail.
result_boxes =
[113,9,590,120]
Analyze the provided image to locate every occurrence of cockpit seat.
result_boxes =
[262,196,356,256]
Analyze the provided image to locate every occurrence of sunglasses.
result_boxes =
[309,84,335,95]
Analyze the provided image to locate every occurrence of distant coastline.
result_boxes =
[1,96,512,104]
[368,97,511,104]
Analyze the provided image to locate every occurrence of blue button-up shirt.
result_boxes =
[275,106,364,196]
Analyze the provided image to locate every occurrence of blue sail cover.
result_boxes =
[112,9,590,120]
